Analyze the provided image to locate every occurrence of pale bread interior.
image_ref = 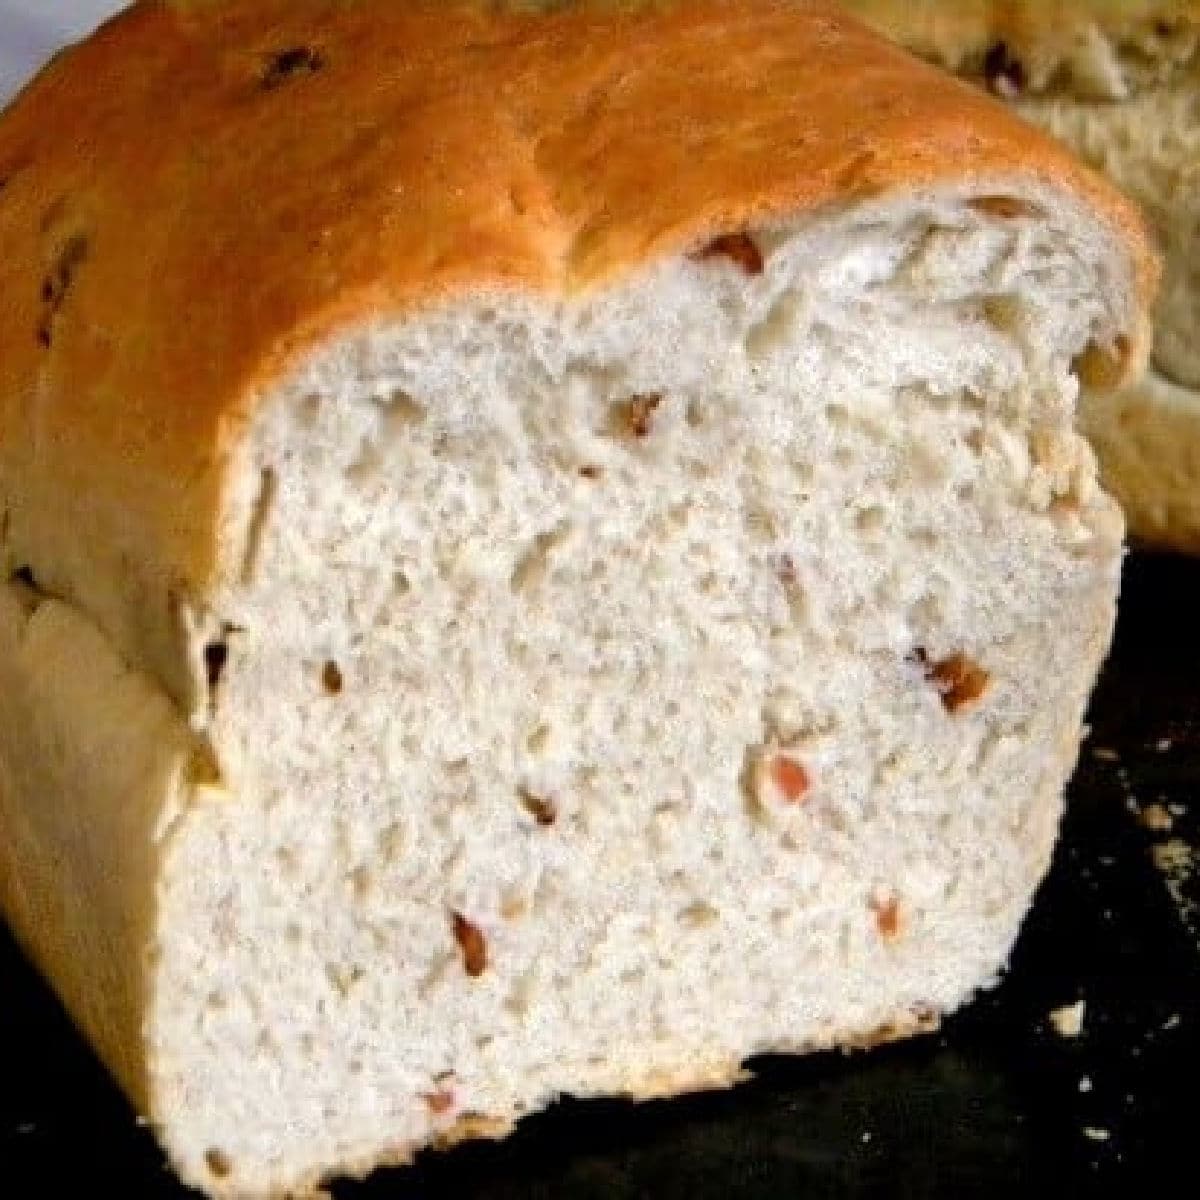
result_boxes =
[99,186,1126,1192]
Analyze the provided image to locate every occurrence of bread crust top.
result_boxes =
[0,0,1156,606]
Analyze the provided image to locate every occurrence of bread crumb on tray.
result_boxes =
[1049,999,1086,1039]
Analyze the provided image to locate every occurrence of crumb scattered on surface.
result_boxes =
[1079,1076,1092,1093]
[1155,738,1172,753]
[1169,803,1187,818]
[1083,1127,1110,1142]
[1091,745,1119,762]
[1050,999,1086,1038]
[861,1131,872,1144]
[1163,1013,1182,1031]
[1138,803,1174,832]
[1152,838,1198,937]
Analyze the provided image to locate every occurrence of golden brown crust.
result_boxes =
[0,0,1156,644]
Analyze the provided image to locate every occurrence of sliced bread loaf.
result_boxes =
[0,1,1156,1195]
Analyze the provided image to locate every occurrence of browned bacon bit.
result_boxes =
[322,660,344,695]
[519,789,558,826]
[871,896,902,940]
[968,195,1039,219]
[425,1089,455,1116]
[769,755,811,803]
[691,232,764,276]
[453,913,488,978]
[928,653,990,714]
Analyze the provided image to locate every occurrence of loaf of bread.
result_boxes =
[844,0,1200,551]
[0,1,1156,1195]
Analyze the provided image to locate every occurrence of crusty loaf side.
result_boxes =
[845,0,1200,550]
[0,2,1156,1198]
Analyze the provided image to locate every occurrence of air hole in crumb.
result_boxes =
[578,464,602,480]
[833,446,854,468]
[678,901,719,928]
[261,46,325,89]
[275,846,300,877]
[205,990,227,1011]
[619,968,645,985]
[240,466,278,584]
[855,506,885,535]
[205,1149,232,1178]
[297,394,322,427]
[204,641,229,693]
[322,661,344,695]
[377,390,426,425]
[825,403,850,427]
[325,962,365,997]
[746,288,803,359]
[378,821,406,863]
[476,1034,495,1050]
[285,922,302,946]
[525,724,551,755]
[982,295,1023,335]
[685,400,706,429]
[510,525,569,593]
[11,565,35,588]
[349,864,373,899]
[745,504,777,544]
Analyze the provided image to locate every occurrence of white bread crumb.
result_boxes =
[1050,1000,1086,1038]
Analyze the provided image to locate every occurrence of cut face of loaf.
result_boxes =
[3,190,1128,1194]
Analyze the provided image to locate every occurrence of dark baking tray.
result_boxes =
[3,551,1198,1198]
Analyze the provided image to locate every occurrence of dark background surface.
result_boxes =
[2,552,1197,1198]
